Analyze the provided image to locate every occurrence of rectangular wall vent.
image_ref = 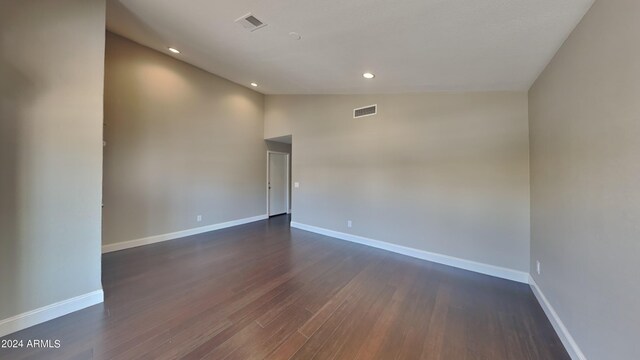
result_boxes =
[235,13,267,31]
[353,104,377,118]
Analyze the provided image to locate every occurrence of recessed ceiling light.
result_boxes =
[250,82,258,87]
[363,72,375,79]
[168,47,180,54]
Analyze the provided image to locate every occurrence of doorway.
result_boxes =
[267,151,289,216]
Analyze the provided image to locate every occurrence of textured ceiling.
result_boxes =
[107,0,594,94]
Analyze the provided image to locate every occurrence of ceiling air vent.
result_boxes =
[235,13,267,31]
[353,104,377,118]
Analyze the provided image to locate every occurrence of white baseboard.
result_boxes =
[0,289,104,338]
[290,222,529,283]
[529,276,587,360]
[102,214,268,253]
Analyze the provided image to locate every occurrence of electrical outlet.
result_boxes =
[197,215,202,222]
[536,260,541,275]
[347,220,352,228]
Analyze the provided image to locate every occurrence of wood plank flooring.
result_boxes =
[0,215,569,359]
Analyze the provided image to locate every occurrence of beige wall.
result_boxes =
[529,0,640,358]
[264,110,294,140]
[0,0,105,319]
[265,93,530,272]
[103,33,266,246]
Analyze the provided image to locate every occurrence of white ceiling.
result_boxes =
[106,0,594,94]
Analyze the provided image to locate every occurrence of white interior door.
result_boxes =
[268,152,288,216]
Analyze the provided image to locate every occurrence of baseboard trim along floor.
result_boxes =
[290,221,529,283]
[0,289,104,338]
[529,276,587,360]
[102,214,268,253]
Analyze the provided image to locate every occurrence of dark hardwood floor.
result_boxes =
[0,215,569,359]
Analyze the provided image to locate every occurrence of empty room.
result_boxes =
[1,0,638,359]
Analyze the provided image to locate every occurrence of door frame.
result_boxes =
[266,151,290,216]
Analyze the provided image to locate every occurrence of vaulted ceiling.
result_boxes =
[107,0,594,94]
